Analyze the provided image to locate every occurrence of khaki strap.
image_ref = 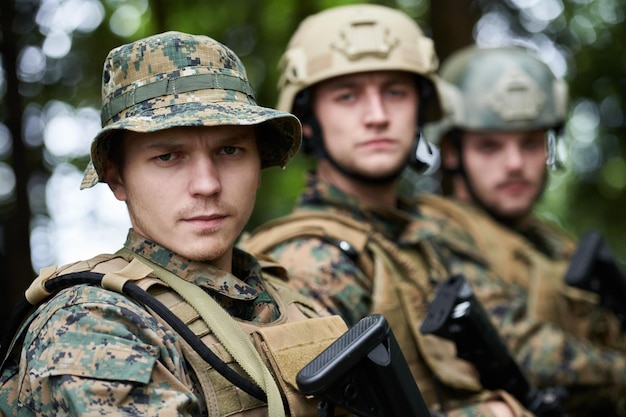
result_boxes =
[101,73,254,124]
[117,249,285,417]
[25,265,58,305]
[242,211,371,255]
[101,258,154,293]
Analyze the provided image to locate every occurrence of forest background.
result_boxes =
[1,0,624,328]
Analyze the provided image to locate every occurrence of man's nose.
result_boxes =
[504,144,524,169]
[189,157,222,196]
[363,92,389,125]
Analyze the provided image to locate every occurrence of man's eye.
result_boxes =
[524,139,545,151]
[157,153,174,161]
[335,92,355,102]
[221,146,239,155]
[477,143,498,153]
[386,88,406,97]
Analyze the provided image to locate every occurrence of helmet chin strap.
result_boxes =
[448,131,550,227]
[304,116,406,186]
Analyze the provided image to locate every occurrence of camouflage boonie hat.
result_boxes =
[81,31,302,189]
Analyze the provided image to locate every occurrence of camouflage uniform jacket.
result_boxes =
[0,229,347,417]
[415,194,626,414]
[243,173,626,416]
[242,173,535,417]
[416,194,626,343]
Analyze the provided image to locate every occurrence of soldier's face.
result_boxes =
[460,130,547,220]
[308,71,418,180]
[106,125,260,270]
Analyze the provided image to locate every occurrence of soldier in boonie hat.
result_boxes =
[81,30,301,189]
[1,31,355,417]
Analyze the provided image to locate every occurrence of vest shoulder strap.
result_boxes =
[242,210,372,255]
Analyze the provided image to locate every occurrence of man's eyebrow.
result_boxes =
[325,77,412,91]
[144,141,182,151]
[216,132,257,145]
[224,131,255,140]
[323,78,359,90]
[143,132,255,150]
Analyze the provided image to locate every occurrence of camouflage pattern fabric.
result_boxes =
[255,172,626,417]
[417,192,626,346]
[81,31,302,189]
[244,172,532,415]
[0,230,288,416]
[416,193,626,416]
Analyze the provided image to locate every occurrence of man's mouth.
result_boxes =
[359,138,396,150]
[498,180,530,194]
[184,214,227,227]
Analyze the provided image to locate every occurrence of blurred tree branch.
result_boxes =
[0,0,35,330]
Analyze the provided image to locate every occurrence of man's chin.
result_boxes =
[492,204,532,223]
[356,164,407,184]
[177,243,229,263]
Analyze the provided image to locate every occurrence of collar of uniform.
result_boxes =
[299,171,443,244]
[511,215,574,260]
[123,229,259,301]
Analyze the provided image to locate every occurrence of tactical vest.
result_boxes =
[416,194,622,346]
[0,253,348,417]
[241,210,489,409]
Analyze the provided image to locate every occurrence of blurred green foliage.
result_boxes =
[1,0,625,264]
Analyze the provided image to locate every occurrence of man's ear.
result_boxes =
[103,160,127,202]
[440,136,460,170]
[302,123,313,139]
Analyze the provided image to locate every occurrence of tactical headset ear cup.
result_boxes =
[409,131,441,176]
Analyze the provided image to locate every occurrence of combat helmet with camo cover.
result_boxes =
[80,31,301,189]
[425,45,568,147]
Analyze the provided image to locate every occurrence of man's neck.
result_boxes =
[317,162,398,208]
[450,177,529,227]
[451,175,473,204]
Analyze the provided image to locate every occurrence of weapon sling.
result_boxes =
[117,249,285,417]
[0,259,279,410]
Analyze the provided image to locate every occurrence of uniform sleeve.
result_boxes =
[443,244,626,392]
[269,237,372,326]
[432,390,532,417]
[18,285,202,416]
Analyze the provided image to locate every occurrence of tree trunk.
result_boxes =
[429,0,481,61]
[0,0,35,331]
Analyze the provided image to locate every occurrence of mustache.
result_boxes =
[496,174,532,188]
[176,200,236,219]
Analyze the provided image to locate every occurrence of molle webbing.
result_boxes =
[117,248,286,417]
[8,253,347,417]
[243,211,371,256]
[242,210,485,403]
[114,250,348,417]
[416,194,598,333]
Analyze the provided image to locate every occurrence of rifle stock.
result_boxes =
[420,274,567,417]
[296,314,431,417]
[564,229,626,329]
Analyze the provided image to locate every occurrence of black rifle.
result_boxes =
[564,229,626,329]
[420,274,567,417]
[296,314,431,417]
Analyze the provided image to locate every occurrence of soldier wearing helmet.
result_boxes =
[417,45,626,416]
[241,5,534,417]
[424,45,567,220]
[0,31,353,416]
